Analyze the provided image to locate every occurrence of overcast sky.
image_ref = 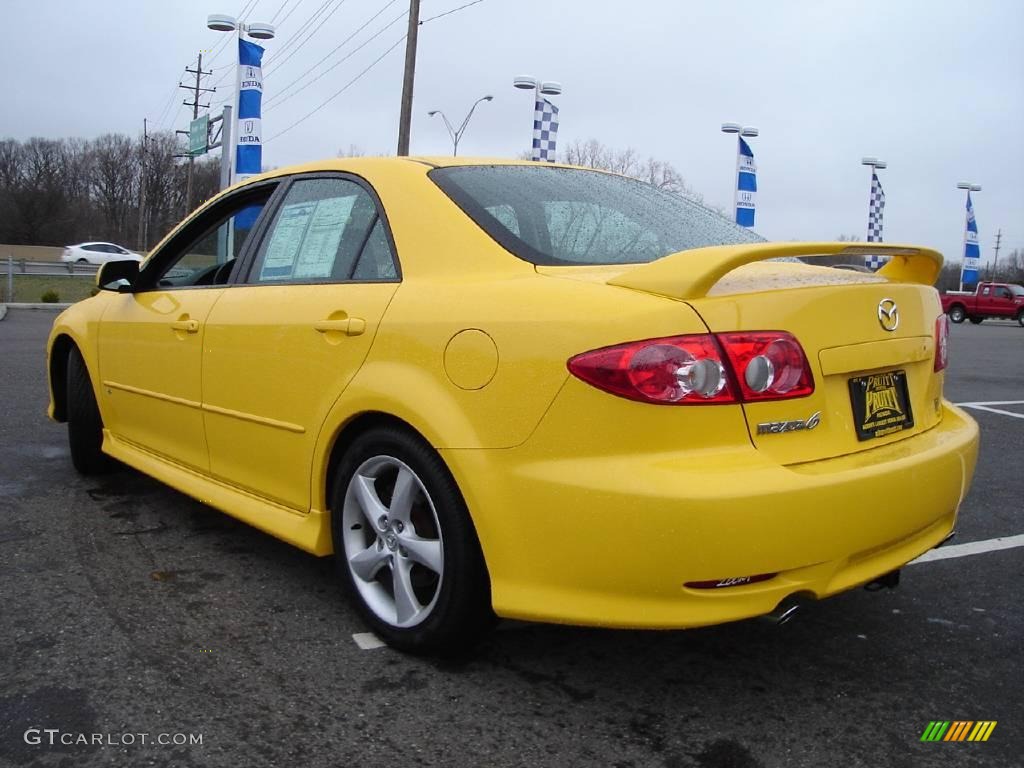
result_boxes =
[2,0,1022,263]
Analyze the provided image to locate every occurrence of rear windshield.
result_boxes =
[430,165,763,266]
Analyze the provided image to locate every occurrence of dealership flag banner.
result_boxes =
[531,98,559,162]
[961,192,980,285]
[235,39,265,184]
[865,171,887,270]
[735,137,756,227]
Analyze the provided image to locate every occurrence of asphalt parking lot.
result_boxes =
[1,308,1021,768]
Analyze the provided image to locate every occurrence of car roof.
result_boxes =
[233,156,587,186]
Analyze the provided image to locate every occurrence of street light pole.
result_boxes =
[514,76,562,160]
[207,14,275,186]
[428,95,493,156]
[956,181,982,292]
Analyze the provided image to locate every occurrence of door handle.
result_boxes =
[313,317,365,336]
[170,319,200,333]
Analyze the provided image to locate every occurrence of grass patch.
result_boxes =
[1,275,97,304]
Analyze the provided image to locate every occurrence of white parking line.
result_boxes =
[956,400,1024,420]
[909,534,1024,565]
[352,632,387,650]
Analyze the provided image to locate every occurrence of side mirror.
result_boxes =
[96,259,139,292]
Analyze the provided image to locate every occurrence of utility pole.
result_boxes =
[993,228,1002,277]
[137,119,149,251]
[396,0,421,155]
[180,54,215,213]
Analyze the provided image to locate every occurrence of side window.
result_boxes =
[352,219,398,280]
[249,177,388,283]
[83,244,102,252]
[150,189,272,289]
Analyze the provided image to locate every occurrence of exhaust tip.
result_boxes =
[760,594,812,626]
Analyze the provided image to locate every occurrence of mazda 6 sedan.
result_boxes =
[46,158,979,653]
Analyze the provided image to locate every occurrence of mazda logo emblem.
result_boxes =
[878,298,899,332]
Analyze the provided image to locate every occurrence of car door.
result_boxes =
[97,183,277,471]
[994,286,1014,315]
[201,174,400,510]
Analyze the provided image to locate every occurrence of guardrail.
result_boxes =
[2,255,98,303]
[4,257,99,275]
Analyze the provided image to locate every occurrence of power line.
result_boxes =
[264,0,336,66]
[420,0,486,25]
[266,34,407,143]
[264,0,351,77]
[203,0,259,69]
[276,0,306,28]
[155,80,183,128]
[264,4,405,110]
[271,0,295,23]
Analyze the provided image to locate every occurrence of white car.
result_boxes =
[61,242,142,265]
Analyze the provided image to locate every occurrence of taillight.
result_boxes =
[934,314,949,372]
[567,334,735,404]
[567,332,815,405]
[717,332,815,401]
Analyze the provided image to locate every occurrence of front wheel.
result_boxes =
[948,305,966,324]
[66,347,111,474]
[331,426,493,654]
[1017,311,1024,328]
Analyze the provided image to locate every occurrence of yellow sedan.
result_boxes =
[46,158,978,653]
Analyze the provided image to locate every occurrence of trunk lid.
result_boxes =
[543,242,946,465]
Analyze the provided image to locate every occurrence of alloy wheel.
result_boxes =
[341,456,444,628]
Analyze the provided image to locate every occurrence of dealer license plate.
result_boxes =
[848,370,915,441]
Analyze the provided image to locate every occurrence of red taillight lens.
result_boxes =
[934,314,949,372]
[567,332,815,405]
[717,331,815,401]
[567,334,735,404]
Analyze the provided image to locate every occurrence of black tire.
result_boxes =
[76,257,88,265]
[330,426,493,654]
[969,316,983,325]
[1017,310,1024,328]
[66,347,111,474]
[948,305,966,324]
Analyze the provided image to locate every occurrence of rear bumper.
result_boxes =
[443,402,979,628]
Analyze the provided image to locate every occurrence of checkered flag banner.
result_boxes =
[531,98,559,162]
[961,192,980,285]
[864,171,887,270]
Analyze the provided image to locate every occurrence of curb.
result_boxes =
[2,303,72,312]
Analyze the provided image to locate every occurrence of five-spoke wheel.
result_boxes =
[331,426,493,653]
[342,456,444,628]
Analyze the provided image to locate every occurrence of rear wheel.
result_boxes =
[75,257,88,265]
[331,426,493,654]
[948,305,966,324]
[1017,310,1024,328]
[969,316,983,325]
[66,347,111,474]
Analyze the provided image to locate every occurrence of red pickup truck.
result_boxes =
[941,282,1024,326]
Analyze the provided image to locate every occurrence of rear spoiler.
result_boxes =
[606,242,943,301]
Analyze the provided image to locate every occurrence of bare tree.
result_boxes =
[90,134,138,244]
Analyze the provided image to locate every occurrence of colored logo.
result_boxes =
[920,721,997,742]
